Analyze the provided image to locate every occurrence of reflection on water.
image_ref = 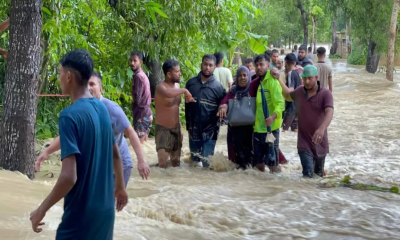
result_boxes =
[1,59,400,240]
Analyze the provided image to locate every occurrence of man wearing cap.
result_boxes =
[277,65,334,178]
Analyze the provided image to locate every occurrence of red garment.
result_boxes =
[132,67,152,123]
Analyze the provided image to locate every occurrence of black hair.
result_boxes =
[254,54,270,64]
[214,52,224,65]
[244,58,254,65]
[317,47,326,56]
[294,45,298,50]
[130,50,143,61]
[91,71,102,86]
[60,49,94,86]
[202,54,216,63]
[272,49,279,54]
[162,59,180,76]
[265,50,272,57]
[308,46,312,52]
[299,45,307,51]
[284,53,297,64]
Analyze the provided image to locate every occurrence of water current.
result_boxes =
[1,56,400,240]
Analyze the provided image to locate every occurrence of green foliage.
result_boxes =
[347,43,367,65]
[329,54,342,59]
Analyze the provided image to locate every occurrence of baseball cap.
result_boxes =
[301,65,318,78]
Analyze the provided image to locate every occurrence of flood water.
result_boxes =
[1,56,400,240]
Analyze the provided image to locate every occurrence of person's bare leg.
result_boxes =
[256,163,265,172]
[139,137,145,144]
[157,149,169,168]
[170,149,181,167]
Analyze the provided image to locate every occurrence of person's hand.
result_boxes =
[30,207,46,233]
[217,105,228,121]
[312,128,325,145]
[35,151,49,172]
[137,160,150,180]
[184,90,196,103]
[115,188,128,212]
[271,68,280,79]
[265,117,274,127]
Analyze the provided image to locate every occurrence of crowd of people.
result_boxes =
[30,45,334,238]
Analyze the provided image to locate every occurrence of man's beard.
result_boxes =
[201,71,212,78]
[173,78,181,83]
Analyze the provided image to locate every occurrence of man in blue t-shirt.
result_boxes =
[36,72,151,186]
[30,50,127,239]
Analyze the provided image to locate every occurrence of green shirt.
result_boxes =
[254,71,285,133]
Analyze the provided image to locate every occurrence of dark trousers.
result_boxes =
[282,113,298,131]
[253,130,280,167]
[228,125,254,169]
[299,151,326,178]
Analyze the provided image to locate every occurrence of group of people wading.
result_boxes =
[31,46,334,238]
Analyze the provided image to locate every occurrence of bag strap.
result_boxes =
[260,81,272,133]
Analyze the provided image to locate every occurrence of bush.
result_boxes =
[347,44,367,65]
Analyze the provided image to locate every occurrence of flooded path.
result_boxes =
[1,57,400,240]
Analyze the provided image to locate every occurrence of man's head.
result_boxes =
[162,59,181,83]
[59,49,94,95]
[298,45,307,60]
[294,45,298,51]
[245,58,254,71]
[129,50,143,72]
[308,46,312,53]
[284,53,297,70]
[271,49,279,65]
[265,50,272,58]
[254,54,270,77]
[276,58,283,70]
[301,65,319,90]
[201,54,216,78]
[88,71,103,99]
[317,47,326,60]
[214,52,224,67]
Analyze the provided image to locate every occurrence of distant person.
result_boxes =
[293,45,299,59]
[249,54,285,172]
[130,50,152,143]
[315,47,333,92]
[276,58,284,72]
[265,50,272,58]
[0,18,9,59]
[36,72,151,186]
[30,50,128,238]
[277,65,334,178]
[218,66,254,169]
[213,52,233,91]
[282,53,302,132]
[245,57,256,77]
[155,59,195,168]
[270,49,280,69]
[297,45,313,68]
[185,54,226,168]
[306,46,315,63]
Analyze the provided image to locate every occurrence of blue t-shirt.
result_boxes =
[56,98,115,240]
[101,97,132,168]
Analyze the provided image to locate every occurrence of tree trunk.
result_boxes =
[311,15,315,50]
[366,40,380,73]
[330,14,338,55]
[387,0,400,81]
[0,0,42,180]
[289,36,291,50]
[313,21,318,54]
[144,58,162,97]
[297,0,308,45]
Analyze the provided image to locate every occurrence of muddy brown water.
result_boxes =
[1,57,400,240]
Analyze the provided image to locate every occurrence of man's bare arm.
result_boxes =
[328,76,333,92]
[156,83,188,98]
[35,137,61,171]
[0,18,9,32]
[124,126,150,179]
[319,107,334,131]
[113,144,128,211]
[277,75,294,102]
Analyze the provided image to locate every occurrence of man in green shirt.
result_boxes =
[249,54,285,172]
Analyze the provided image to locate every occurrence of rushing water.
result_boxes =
[1,57,400,240]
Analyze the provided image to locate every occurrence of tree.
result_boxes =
[387,0,400,81]
[310,5,324,53]
[297,0,308,45]
[0,0,42,179]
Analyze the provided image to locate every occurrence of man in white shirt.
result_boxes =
[213,52,233,91]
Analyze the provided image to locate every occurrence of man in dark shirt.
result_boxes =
[277,65,334,178]
[297,45,313,68]
[30,50,127,238]
[282,53,302,132]
[185,54,226,168]
[130,50,152,143]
